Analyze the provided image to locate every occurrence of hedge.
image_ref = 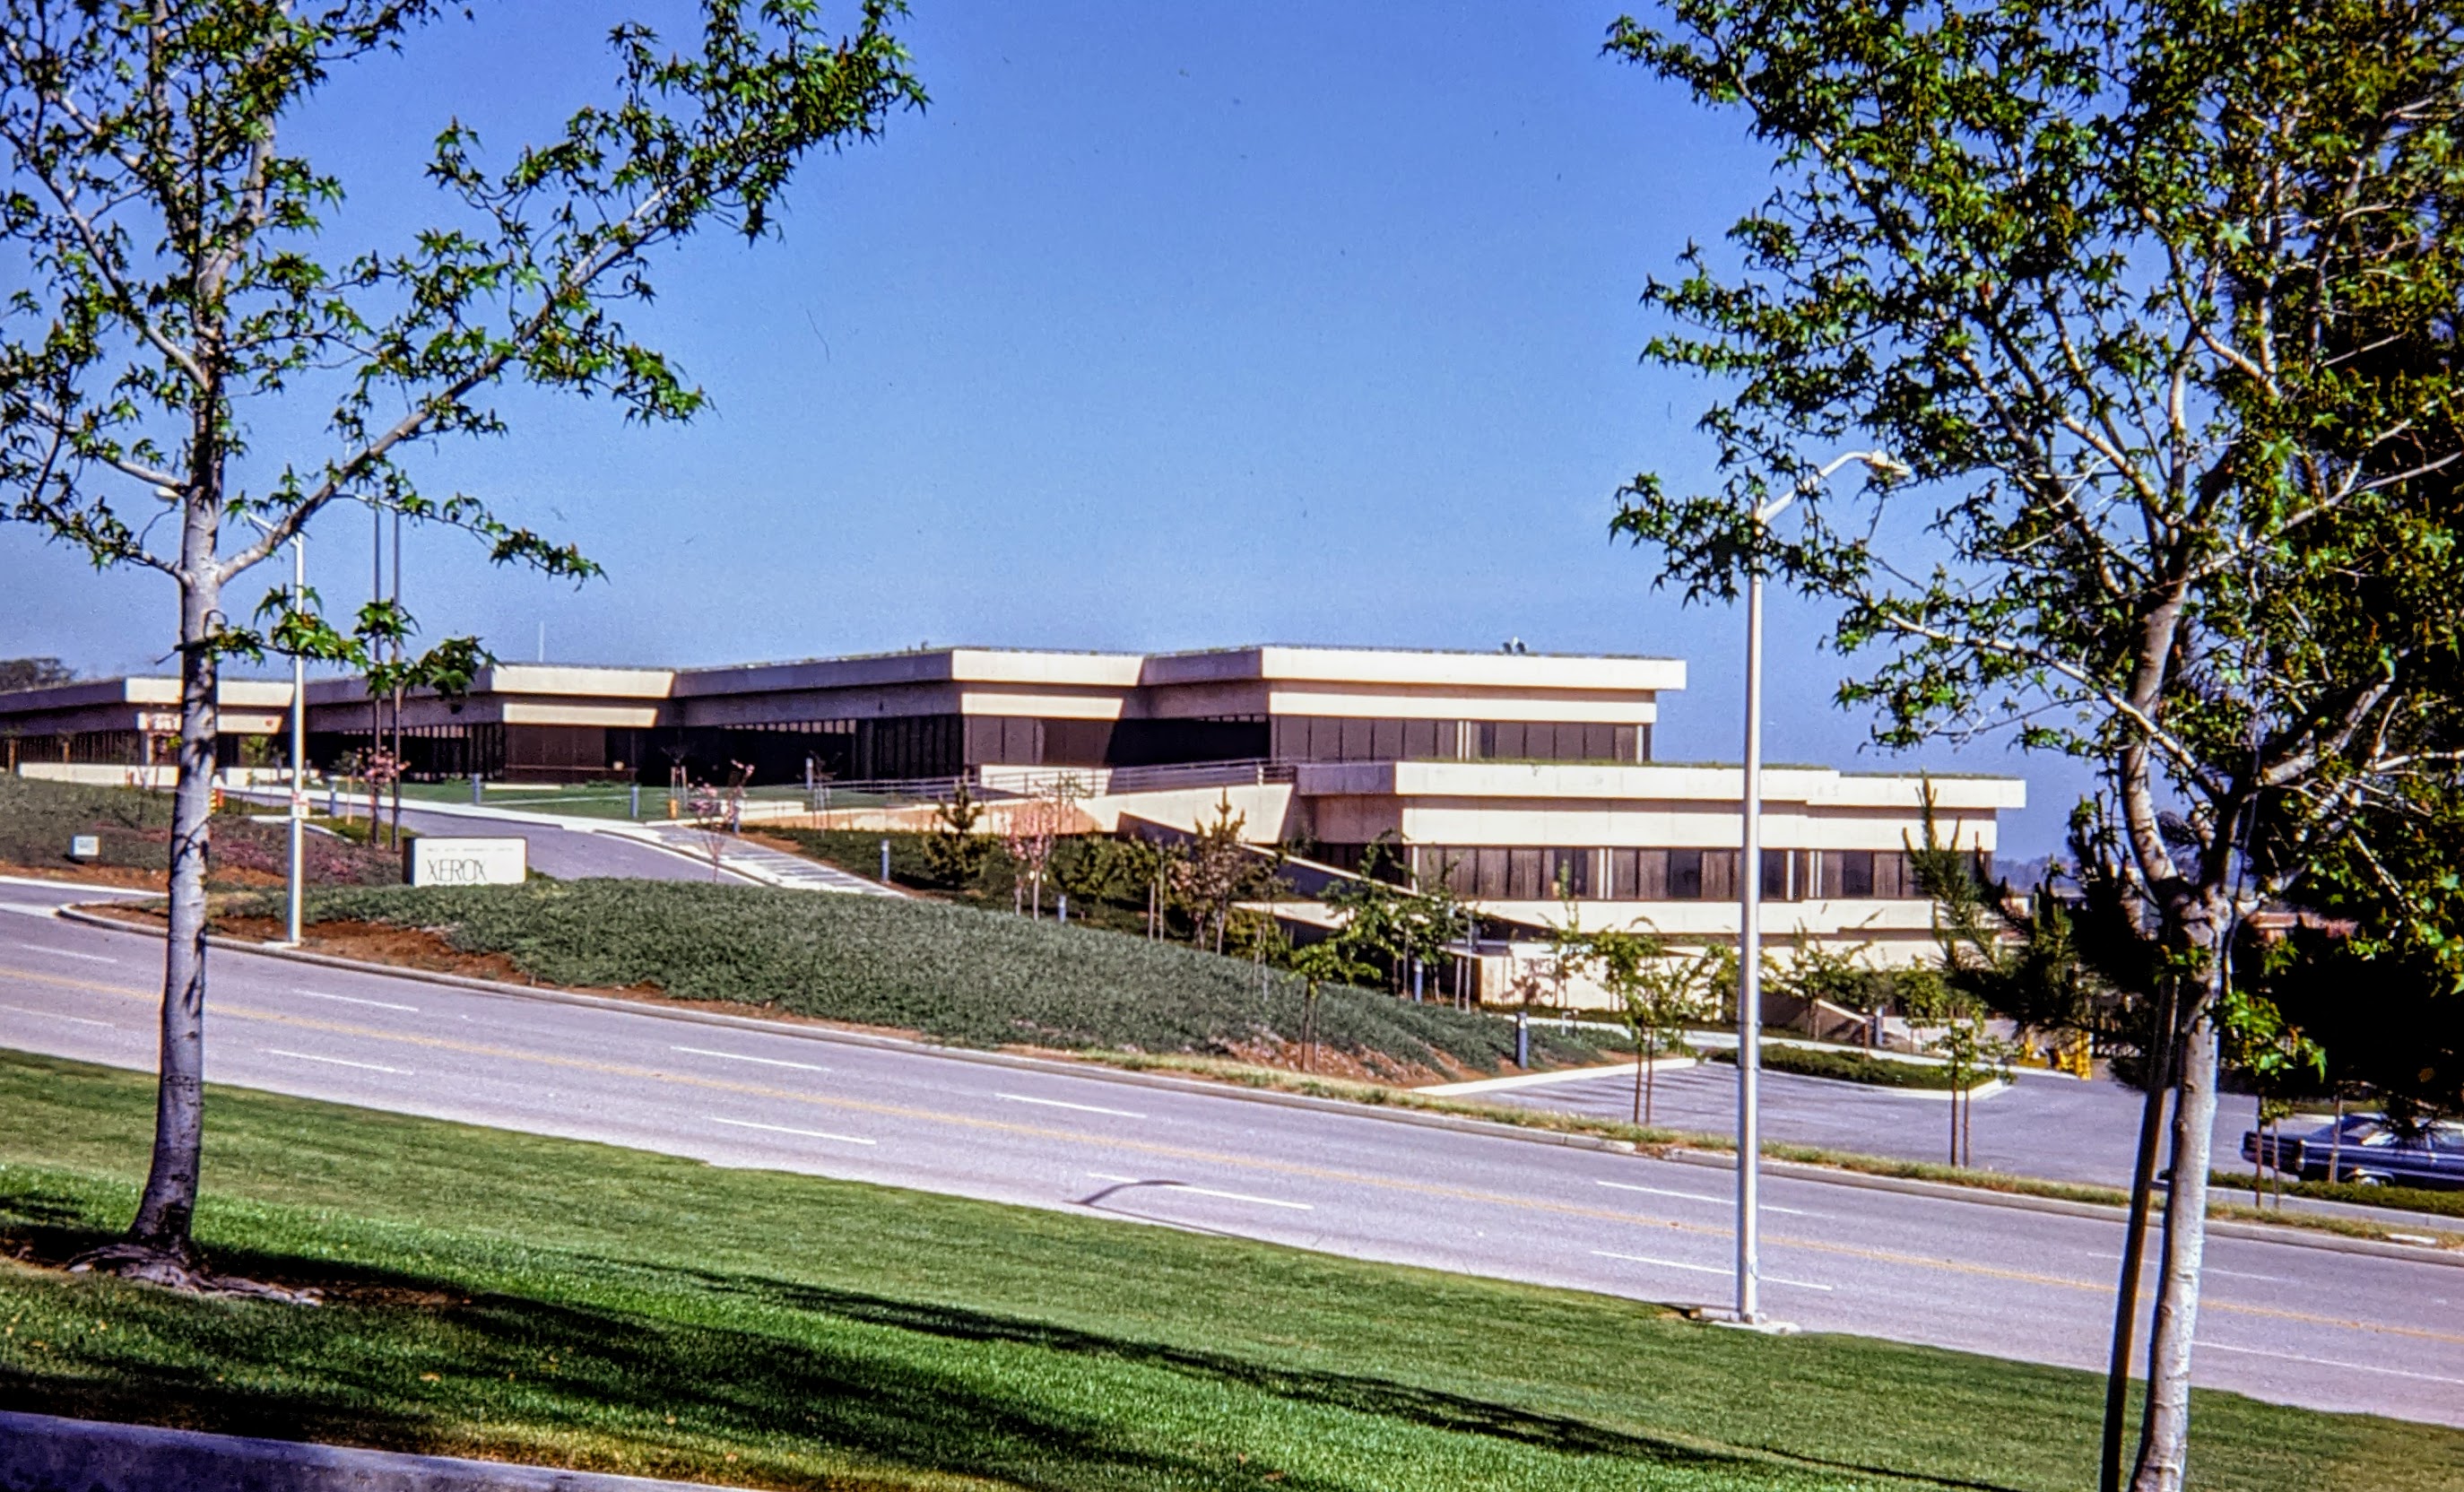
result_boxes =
[1708,1043,1987,1090]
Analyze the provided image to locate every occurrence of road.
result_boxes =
[1492,1058,2249,1189]
[0,876,2457,1428]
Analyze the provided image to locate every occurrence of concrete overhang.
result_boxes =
[672,648,1144,698]
[1294,759,2026,811]
[307,664,673,708]
[1140,645,1688,694]
[0,676,294,724]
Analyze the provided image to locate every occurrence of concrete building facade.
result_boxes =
[0,644,2023,982]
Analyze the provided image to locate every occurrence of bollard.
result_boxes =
[469,773,482,806]
[1515,1006,1530,1068]
[880,837,890,882]
[1058,894,1069,925]
[629,783,641,820]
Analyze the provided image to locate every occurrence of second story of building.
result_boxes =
[268,644,1687,784]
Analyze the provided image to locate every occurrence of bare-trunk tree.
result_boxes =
[1610,4,2464,1485]
[0,2,922,1278]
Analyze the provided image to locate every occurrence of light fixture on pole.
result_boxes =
[242,515,309,948]
[1730,448,1907,1331]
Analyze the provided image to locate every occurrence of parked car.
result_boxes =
[2243,1113,2464,1189]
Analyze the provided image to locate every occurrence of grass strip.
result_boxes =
[2206,1168,2464,1220]
[0,1049,2453,1491]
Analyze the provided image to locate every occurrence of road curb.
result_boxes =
[0,1407,731,1491]
[47,906,2464,1267]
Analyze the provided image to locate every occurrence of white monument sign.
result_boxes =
[405,837,528,887]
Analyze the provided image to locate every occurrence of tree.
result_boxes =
[1922,1014,2015,1169]
[1609,3,2464,1484]
[1000,775,1084,918]
[923,779,992,888]
[0,2,922,1283]
[1589,929,1717,1126]
[1172,794,1259,954]
[0,656,73,691]
[1288,924,1375,1073]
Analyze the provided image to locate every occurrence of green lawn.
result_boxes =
[0,1052,2448,1491]
[230,880,1616,1078]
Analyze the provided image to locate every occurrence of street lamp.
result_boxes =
[244,516,308,948]
[1731,448,1907,1329]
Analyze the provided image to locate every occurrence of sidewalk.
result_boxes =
[602,822,904,898]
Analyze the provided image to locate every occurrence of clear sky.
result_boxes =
[0,0,2090,856]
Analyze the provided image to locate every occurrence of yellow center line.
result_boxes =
[5,962,2459,1349]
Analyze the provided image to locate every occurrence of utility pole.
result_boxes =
[246,515,308,947]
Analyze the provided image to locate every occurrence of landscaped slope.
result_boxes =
[0,774,396,887]
[255,880,1611,1078]
[0,1049,2443,1491]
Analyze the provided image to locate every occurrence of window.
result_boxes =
[1475,847,1510,900]
[1669,848,1705,899]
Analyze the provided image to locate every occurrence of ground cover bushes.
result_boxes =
[0,1050,2445,1492]
[1706,1045,1983,1091]
[245,880,1609,1078]
[0,775,395,886]
[778,827,1157,936]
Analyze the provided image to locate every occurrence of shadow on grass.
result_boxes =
[0,1193,2007,1492]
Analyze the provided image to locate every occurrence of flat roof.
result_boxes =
[6,643,1691,719]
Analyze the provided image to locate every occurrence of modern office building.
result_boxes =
[0,644,2024,981]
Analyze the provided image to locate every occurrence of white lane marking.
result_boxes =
[998,1092,1145,1119]
[2199,1341,2464,1386]
[19,945,117,965]
[2087,1253,2287,1286]
[0,902,65,917]
[707,1115,876,1147]
[0,1003,115,1029]
[294,988,419,1013]
[672,1045,833,1074]
[1591,1250,1835,1291]
[262,1047,410,1076]
[1086,1171,1314,1211]
[1596,1178,1809,1216]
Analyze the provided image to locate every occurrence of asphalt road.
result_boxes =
[0,877,2457,1428]
[1493,1058,2248,1189]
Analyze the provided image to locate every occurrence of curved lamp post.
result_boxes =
[1731,448,1908,1329]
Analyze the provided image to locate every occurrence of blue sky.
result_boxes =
[0,1,2089,855]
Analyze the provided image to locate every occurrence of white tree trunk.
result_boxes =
[127,503,220,1254]
[2131,960,2225,1492]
